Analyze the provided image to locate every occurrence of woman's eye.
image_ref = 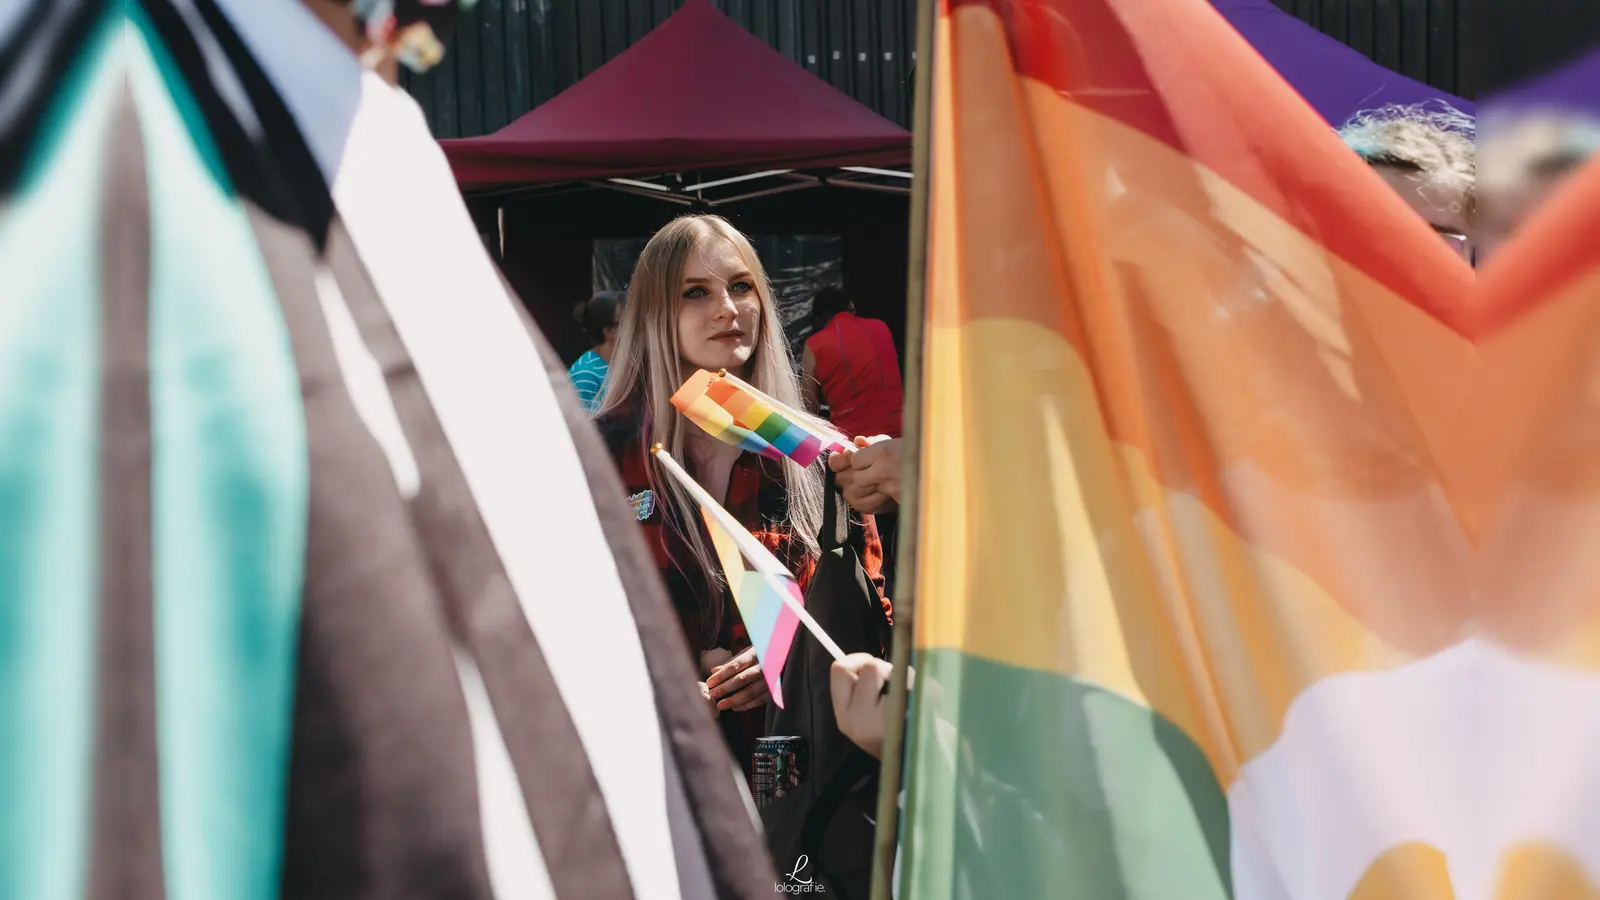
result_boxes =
[731,281,753,294]
[683,286,707,299]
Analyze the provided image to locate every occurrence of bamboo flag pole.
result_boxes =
[652,446,846,662]
[869,0,936,896]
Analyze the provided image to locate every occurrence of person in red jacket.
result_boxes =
[804,286,906,594]
[802,287,904,439]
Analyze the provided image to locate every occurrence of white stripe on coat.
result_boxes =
[330,69,684,900]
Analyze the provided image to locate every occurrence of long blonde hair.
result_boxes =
[598,215,824,625]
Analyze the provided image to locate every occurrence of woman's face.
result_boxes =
[676,238,762,373]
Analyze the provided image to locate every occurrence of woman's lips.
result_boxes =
[711,331,745,342]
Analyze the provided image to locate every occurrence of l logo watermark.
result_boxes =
[774,854,826,894]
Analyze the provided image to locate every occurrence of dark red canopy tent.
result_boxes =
[447,0,912,369]
[440,0,911,188]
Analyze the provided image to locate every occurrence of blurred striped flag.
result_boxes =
[0,3,773,899]
[884,0,1589,897]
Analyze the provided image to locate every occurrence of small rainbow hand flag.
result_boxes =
[653,447,845,710]
[671,369,850,468]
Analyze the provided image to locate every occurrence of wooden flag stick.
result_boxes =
[654,447,845,662]
[871,0,937,896]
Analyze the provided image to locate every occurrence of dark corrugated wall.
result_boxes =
[1272,0,1473,98]
[404,1,1600,142]
[1471,0,1600,95]
[404,0,920,139]
[1249,1,1600,99]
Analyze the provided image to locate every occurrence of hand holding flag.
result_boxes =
[652,446,845,710]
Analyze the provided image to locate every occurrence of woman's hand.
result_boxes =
[697,681,720,719]
[829,653,895,759]
[697,649,736,718]
[706,647,771,712]
[699,648,734,678]
[828,436,902,515]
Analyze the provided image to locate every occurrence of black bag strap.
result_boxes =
[819,464,850,554]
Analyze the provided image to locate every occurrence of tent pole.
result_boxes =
[580,181,697,205]
[868,0,935,897]
[824,180,912,196]
[702,178,821,206]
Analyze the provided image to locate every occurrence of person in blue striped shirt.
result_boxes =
[569,290,627,414]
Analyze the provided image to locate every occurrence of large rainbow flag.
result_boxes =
[897,0,1600,897]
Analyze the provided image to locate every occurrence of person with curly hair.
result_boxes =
[569,290,627,414]
[1339,104,1477,263]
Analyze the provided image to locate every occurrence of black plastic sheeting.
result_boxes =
[593,234,844,361]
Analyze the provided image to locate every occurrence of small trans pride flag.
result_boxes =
[652,448,846,709]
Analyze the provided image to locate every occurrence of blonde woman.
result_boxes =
[596,215,889,769]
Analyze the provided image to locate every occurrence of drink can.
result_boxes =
[751,736,807,808]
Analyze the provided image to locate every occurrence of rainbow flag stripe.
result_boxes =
[672,369,847,467]
[888,0,1600,897]
[671,372,783,460]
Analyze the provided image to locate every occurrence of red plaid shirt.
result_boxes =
[600,412,889,652]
